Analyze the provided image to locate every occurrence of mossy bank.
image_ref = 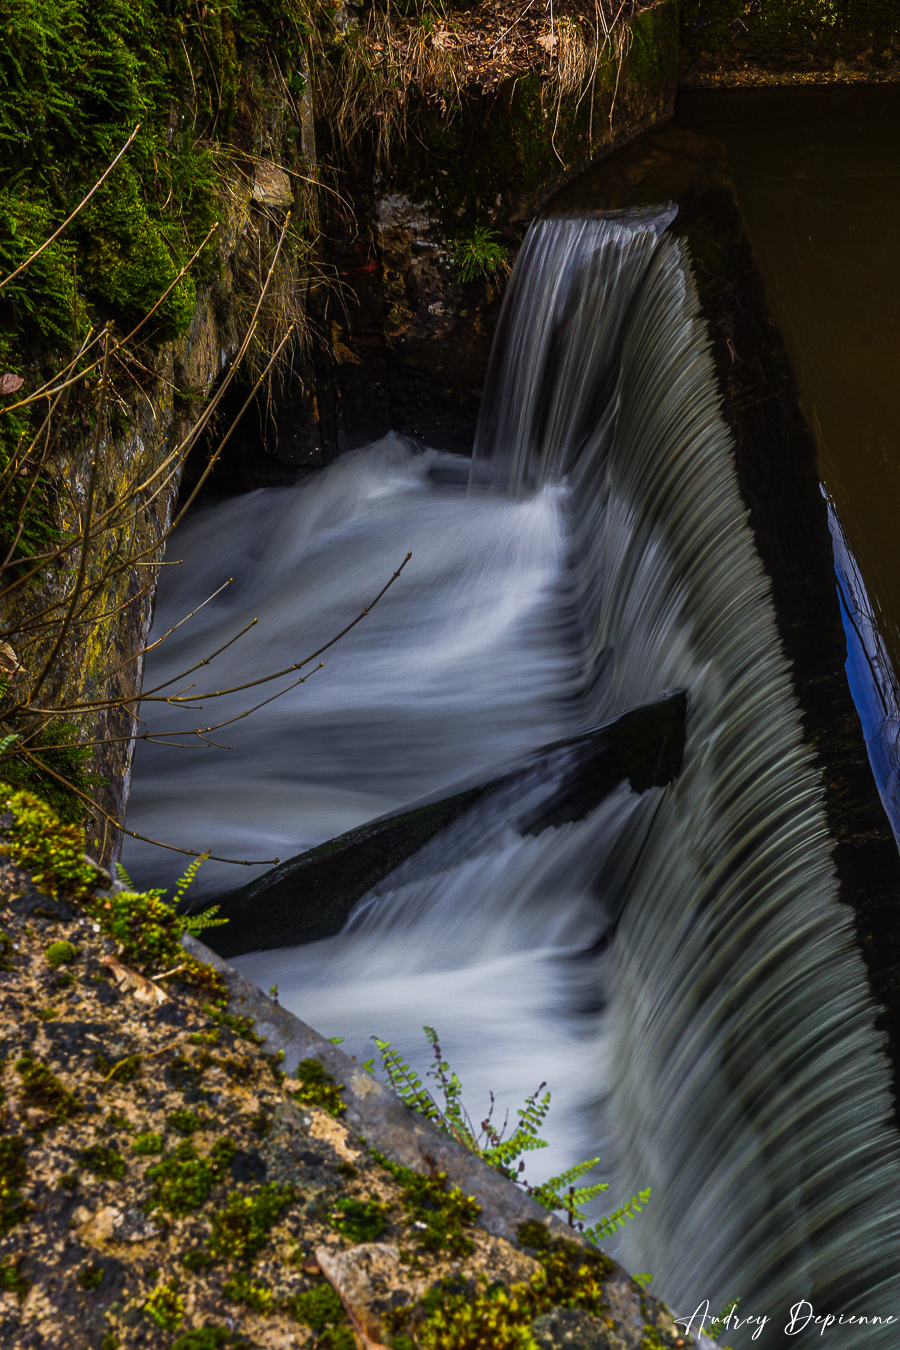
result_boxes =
[0,782,702,1349]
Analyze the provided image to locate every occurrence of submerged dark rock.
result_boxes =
[206,691,687,958]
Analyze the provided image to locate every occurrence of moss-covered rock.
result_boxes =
[0,766,698,1349]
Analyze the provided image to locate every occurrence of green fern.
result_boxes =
[372,1037,444,1124]
[170,853,209,906]
[115,860,133,887]
[532,1156,608,1224]
[371,1026,651,1251]
[583,1187,652,1243]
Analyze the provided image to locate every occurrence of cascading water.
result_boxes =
[125,210,900,1342]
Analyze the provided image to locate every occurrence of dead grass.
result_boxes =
[321,0,657,167]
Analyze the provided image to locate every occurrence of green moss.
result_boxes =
[77,1264,105,1290]
[412,1277,539,1349]
[373,1152,480,1259]
[289,1281,347,1332]
[171,1329,251,1350]
[679,0,899,70]
[94,1051,142,1084]
[0,1136,30,1235]
[0,931,15,972]
[181,1248,212,1273]
[331,1194,390,1243]
[15,1051,82,1123]
[167,1108,204,1136]
[133,1130,163,1155]
[104,1109,134,1132]
[0,783,99,900]
[145,1137,237,1216]
[78,1142,126,1180]
[0,0,311,568]
[144,1278,185,1331]
[221,1270,275,1314]
[0,1256,31,1300]
[202,1005,265,1046]
[206,1181,297,1262]
[44,939,78,968]
[287,1057,346,1117]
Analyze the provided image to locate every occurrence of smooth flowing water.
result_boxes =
[125,210,900,1341]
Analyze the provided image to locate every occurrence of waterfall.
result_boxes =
[125,211,900,1343]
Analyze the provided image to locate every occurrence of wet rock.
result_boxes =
[251,160,294,208]
[316,1242,421,1346]
[532,1307,618,1349]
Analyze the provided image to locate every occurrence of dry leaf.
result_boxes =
[99,953,168,1006]
[0,642,21,675]
[537,32,557,51]
[0,373,23,395]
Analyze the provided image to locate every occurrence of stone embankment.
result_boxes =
[0,783,710,1350]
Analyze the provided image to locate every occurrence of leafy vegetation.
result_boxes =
[78,1142,126,1179]
[330,1194,390,1243]
[15,1051,82,1124]
[144,1278,185,1331]
[373,1025,650,1242]
[206,1182,298,1262]
[373,1151,480,1260]
[44,939,77,967]
[453,225,509,283]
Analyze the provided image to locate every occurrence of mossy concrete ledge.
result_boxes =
[0,777,710,1347]
[185,934,717,1350]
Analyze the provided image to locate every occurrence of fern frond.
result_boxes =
[481,1132,548,1168]
[180,904,229,934]
[373,1037,442,1122]
[517,1085,551,1138]
[537,1156,602,1192]
[584,1187,652,1242]
[115,860,133,888]
[170,851,209,904]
